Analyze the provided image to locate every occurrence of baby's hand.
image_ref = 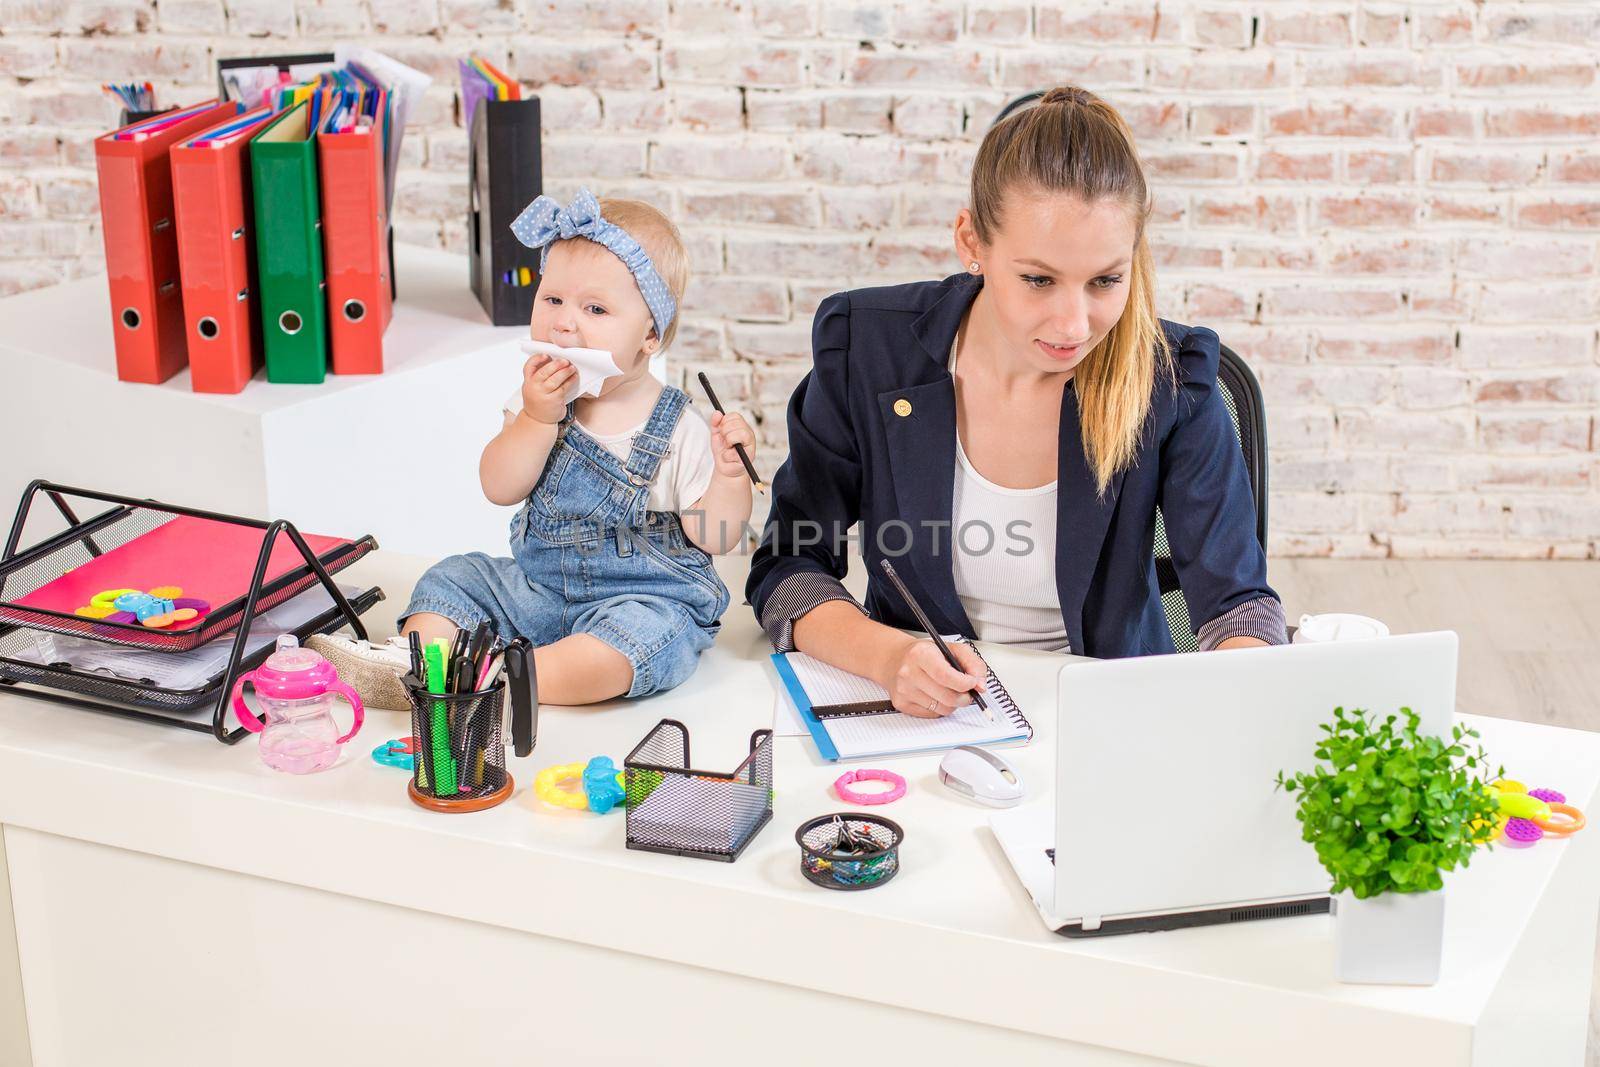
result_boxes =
[519,353,575,424]
[710,411,756,481]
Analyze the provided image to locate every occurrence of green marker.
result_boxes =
[424,640,457,795]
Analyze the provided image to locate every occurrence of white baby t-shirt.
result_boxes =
[504,390,717,513]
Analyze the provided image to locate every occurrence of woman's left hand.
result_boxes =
[710,411,756,480]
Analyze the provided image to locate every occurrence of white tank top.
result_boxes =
[948,337,1070,652]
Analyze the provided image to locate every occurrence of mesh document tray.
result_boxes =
[0,482,377,743]
[624,719,774,862]
[0,498,376,652]
[0,585,382,713]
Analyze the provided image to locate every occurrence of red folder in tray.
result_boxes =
[0,514,374,652]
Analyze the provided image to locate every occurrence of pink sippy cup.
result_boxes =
[231,635,364,774]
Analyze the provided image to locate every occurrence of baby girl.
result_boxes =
[315,189,755,707]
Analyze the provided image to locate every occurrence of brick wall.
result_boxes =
[1,1,1596,558]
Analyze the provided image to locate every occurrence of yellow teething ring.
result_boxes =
[90,588,139,608]
[534,762,590,810]
[1534,803,1586,838]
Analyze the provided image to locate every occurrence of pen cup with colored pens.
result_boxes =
[401,676,512,813]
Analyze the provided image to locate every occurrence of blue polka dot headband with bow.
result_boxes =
[509,187,677,339]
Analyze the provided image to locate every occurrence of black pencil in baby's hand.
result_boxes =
[696,371,764,490]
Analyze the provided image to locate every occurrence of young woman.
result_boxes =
[747,85,1286,719]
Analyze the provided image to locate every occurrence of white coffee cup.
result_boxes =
[1293,613,1390,644]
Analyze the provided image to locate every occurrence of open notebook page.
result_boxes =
[778,641,1028,760]
[782,640,981,710]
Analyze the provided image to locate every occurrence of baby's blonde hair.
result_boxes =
[595,197,690,350]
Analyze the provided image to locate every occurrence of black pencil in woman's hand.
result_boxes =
[877,558,994,721]
[696,371,764,489]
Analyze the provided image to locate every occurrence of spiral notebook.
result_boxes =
[770,639,1031,761]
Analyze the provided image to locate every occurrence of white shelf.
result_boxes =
[0,244,663,558]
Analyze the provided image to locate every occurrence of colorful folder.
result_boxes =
[170,106,275,394]
[459,56,518,134]
[93,99,241,385]
[317,68,391,375]
[250,100,328,384]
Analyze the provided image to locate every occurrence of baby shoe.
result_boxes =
[306,633,412,713]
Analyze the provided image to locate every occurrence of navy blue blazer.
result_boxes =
[746,272,1277,659]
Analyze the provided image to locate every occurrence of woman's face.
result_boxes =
[530,238,658,391]
[956,190,1137,377]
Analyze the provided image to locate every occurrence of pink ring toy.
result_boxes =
[833,768,907,806]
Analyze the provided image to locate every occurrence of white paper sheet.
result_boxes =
[519,339,624,402]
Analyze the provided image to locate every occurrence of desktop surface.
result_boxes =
[0,551,1594,1066]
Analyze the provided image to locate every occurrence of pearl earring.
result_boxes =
[969,261,980,273]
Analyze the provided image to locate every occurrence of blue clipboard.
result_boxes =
[770,652,841,762]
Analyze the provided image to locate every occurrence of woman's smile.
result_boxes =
[1034,338,1085,361]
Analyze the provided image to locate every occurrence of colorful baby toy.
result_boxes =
[832,768,907,806]
[371,737,418,771]
[73,586,211,629]
[1488,779,1586,848]
[534,756,626,813]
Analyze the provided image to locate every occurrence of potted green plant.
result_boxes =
[1276,706,1502,985]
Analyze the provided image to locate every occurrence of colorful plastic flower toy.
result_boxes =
[74,586,210,628]
[1489,779,1586,848]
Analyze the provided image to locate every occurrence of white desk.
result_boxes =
[0,245,666,559]
[0,551,1597,1067]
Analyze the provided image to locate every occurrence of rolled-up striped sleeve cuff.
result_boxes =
[761,571,867,651]
[1196,595,1289,651]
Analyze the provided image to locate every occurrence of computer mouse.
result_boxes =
[938,746,1023,807]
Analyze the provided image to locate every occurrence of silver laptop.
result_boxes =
[990,631,1458,937]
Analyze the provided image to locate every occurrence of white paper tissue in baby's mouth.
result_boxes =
[519,339,626,402]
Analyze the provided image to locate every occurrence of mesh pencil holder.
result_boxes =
[403,677,513,813]
[623,718,773,862]
[796,813,904,891]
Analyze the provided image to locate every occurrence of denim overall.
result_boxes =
[403,386,730,698]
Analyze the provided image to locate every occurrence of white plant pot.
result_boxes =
[1334,888,1445,985]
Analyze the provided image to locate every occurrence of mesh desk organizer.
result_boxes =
[402,675,512,813]
[624,719,774,862]
[0,481,380,743]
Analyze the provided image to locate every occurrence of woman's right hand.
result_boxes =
[520,353,575,425]
[879,637,987,718]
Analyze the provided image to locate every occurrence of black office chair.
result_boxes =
[1154,345,1269,651]
[990,94,1272,651]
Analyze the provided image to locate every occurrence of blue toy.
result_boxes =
[371,737,417,771]
[114,591,176,622]
[582,756,626,814]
